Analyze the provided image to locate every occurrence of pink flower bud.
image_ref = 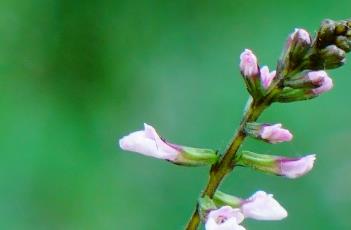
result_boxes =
[286,28,311,48]
[281,28,311,72]
[293,28,311,44]
[278,154,316,179]
[260,124,293,144]
[119,123,179,161]
[240,49,259,78]
[307,71,333,94]
[205,206,246,230]
[241,191,288,221]
[260,66,276,89]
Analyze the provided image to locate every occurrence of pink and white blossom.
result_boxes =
[119,123,180,161]
[278,154,316,179]
[260,66,276,89]
[236,151,316,179]
[119,124,218,165]
[241,191,288,221]
[240,49,259,78]
[206,206,245,230]
[260,124,293,144]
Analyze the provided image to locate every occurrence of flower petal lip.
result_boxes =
[279,154,316,179]
[206,206,246,230]
[241,191,288,221]
[307,70,327,85]
[312,74,333,94]
[205,218,246,230]
[208,206,245,224]
[119,123,179,161]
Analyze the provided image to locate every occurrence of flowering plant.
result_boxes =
[119,19,351,229]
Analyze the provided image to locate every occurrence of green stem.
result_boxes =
[184,98,268,230]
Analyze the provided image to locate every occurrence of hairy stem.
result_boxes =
[185,98,269,230]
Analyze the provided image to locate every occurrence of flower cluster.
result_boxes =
[119,18,351,230]
[240,32,335,103]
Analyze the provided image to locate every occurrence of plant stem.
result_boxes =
[185,98,268,230]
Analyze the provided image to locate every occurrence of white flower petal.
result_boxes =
[119,123,179,160]
[241,191,288,220]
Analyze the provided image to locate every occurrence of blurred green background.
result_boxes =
[1,0,351,229]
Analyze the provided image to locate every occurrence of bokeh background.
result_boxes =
[1,0,351,229]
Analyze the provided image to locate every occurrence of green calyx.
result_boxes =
[198,196,217,220]
[213,191,242,208]
[175,146,219,166]
[235,151,280,176]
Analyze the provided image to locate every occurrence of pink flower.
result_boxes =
[260,66,276,89]
[206,206,246,230]
[240,49,259,78]
[307,71,333,94]
[236,151,316,179]
[119,124,218,165]
[278,154,316,179]
[260,124,293,144]
[241,191,288,221]
[119,123,179,161]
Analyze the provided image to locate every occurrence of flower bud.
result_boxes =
[240,49,259,78]
[240,191,288,221]
[319,45,346,69]
[335,36,351,52]
[245,123,293,144]
[235,151,316,179]
[119,123,218,166]
[239,49,262,97]
[205,206,245,230]
[316,19,336,48]
[286,29,312,51]
[280,28,312,72]
[335,21,347,35]
[347,20,351,28]
[260,124,293,144]
[347,29,351,38]
[275,71,333,102]
[260,66,276,89]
